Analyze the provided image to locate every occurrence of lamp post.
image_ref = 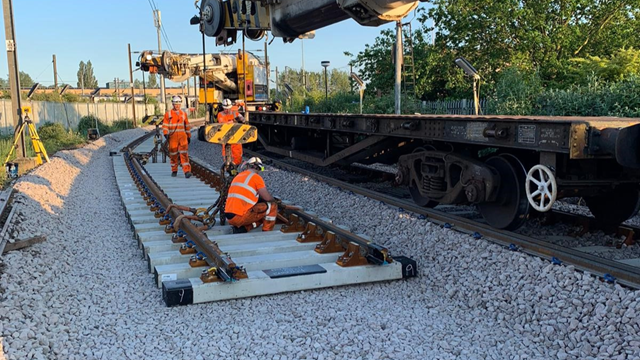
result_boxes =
[321,61,330,100]
[454,57,481,115]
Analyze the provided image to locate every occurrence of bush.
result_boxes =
[111,119,133,131]
[487,67,543,116]
[37,122,85,151]
[77,115,109,136]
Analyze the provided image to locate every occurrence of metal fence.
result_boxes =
[421,99,489,115]
[0,100,155,134]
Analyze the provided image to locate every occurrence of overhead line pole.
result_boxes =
[394,20,402,115]
[127,43,137,127]
[52,54,58,91]
[3,0,25,157]
[154,9,166,111]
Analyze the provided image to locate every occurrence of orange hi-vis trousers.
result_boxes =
[228,202,277,231]
[168,133,191,173]
[222,144,243,166]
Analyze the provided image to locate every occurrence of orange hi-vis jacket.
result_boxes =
[163,109,191,138]
[217,109,241,123]
[225,170,266,216]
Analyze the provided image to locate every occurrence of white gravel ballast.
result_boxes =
[0,129,638,360]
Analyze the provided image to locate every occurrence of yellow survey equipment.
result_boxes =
[4,106,49,168]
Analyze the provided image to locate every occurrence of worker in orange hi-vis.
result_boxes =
[216,98,246,165]
[232,99,246,114]
[224,157,277,233]
[163,96,192,178]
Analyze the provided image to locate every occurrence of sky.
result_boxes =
[0,0,431,89]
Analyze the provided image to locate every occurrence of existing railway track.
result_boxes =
[246,148,640,289]
[112,131,416,306]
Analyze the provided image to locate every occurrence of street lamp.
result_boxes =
[321,61,330,100]
[454,57,481,115]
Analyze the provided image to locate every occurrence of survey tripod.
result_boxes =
[4,107,49,178]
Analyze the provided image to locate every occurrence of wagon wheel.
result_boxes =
[585,185,640,230]
[477,155,530,230]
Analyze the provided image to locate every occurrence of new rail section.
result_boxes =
[113,132,416,306]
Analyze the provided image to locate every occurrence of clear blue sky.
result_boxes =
[0,0,430,88]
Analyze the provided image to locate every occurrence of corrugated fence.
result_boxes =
[0,100,155,134]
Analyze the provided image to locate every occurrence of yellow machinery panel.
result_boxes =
[204,123,257,145]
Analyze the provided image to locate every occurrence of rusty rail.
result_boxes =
[123,130,246,281]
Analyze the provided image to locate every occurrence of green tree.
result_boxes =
[426,0,640,87]
[0,77,7,89]
[19,71,34,88]
[77,60,98,90]
[568,47,640,83]
[148,73,158,88]
[133,79,142,89]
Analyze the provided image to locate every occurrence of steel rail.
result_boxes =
[123,128,246,281]
[247,149,640,289]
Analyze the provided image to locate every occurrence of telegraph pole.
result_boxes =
[154,9,166,110]
[394,20,402,115]
[265,33,269,101]
[275,66,278,99]
[52,54,58,90]
[3,0,25,157]
[127,43,137,127]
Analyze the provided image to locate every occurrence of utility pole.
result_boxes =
[275,66,278,99]
[301,39,305,90]
[394,20,402,115]
[52,54,58,91]
[154,9,166,110]
[265,32,269,101]
[127,43,137,127]
[3,0,25,157]
[199,6,208,123]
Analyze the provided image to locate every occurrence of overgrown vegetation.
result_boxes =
[77,115,133,137]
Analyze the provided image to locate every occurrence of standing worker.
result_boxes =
[224,157,278,233]
[217,98,245,166]
[163,96,193,178]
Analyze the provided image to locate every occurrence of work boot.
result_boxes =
[171,172,177,177]
[185,172,192,178]
[231,226,248,234]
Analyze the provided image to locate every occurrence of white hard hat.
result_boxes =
[171,96,181,104]
[222,99,232,109]
[240,157,264,172]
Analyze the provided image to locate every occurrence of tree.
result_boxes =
[19,71,34,88]
[147,73,158,88]
[77,60,98,90]
[0,77,7,89]
[568,47,640,83]
[425,0,640,87]
[133,79,142,89]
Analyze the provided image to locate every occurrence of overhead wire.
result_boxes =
[147,0,174,52]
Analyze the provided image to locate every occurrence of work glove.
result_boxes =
[188,137,191,144]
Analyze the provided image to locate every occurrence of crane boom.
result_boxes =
[137,50,268,107]
[194,0,427,45]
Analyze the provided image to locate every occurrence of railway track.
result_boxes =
[112,132,416,306]
[246,149,640,289]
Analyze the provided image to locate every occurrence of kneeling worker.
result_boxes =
[225,157,277,233]
[163,96,192,178]
[217,98,245,166]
